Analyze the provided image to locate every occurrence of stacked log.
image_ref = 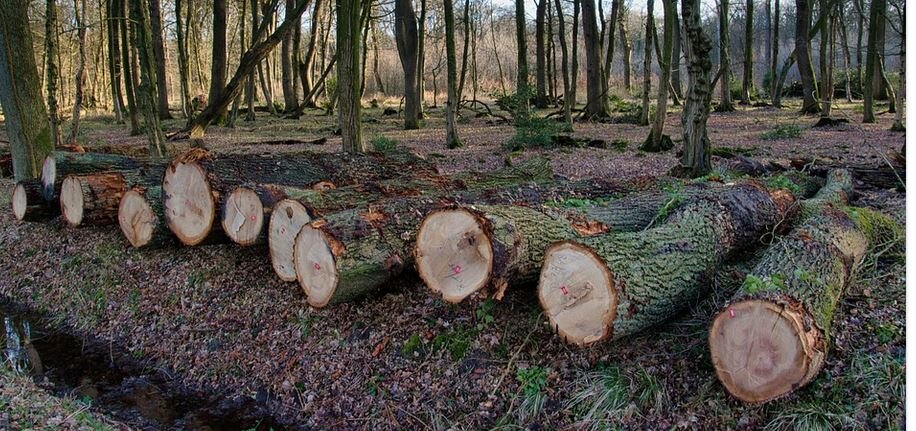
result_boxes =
[291,179,632,308]
[40,152,163,202]
[161,149,436,246]
[60,172,129,226]
[536,182,797,346]
[118,186,171,248]
[11,180,58,221]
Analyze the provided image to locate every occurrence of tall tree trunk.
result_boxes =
[604,0,620,93]
[281,0,299,113]
[45,0,62,147]
[417,0,426,117]
[208,0,228,121]
[554,0,572,128]
[795,0,821,113]
[675,0,713,177]
[395,0,420,129]
[862,0,884,122]
[817,0,828,102]
[671,6,683,101]
[515,0,529,115]
[68,0,88,144]
[148,0,171,118]
[581,0,609,117]
[490,10,508,95]
[106,0,125,122]
[639,1,654,125]
[130,0,166,156]
[535,0,548,108]
[741,0,753,103]
[716,0,735,111]
[371,23,385,94]
[871,0,886,99]
[445,0,462,148]
[571,0,579,105]
[338,0,366,151]
[838,4,853,102]
[457,0,471,102]
[547,0,557,100]
[854,0,864,96]
[618,4,632,91]
[300,0,324,108]
[175,0,193,119]
[120,0,141,134]
[0,0,54,180]
[770,0,780,101]
[890,10,903,131]
[820,6,835,117]
[642,0,674,151]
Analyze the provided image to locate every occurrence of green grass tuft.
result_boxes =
[761,124,803,140]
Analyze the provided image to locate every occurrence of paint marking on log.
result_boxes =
[293,225,339,307]
[221,187,265,246]
[414,208,494,303]
[162,161,215,245]
[269,199,311,281]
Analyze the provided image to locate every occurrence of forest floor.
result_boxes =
[0,98,906,430]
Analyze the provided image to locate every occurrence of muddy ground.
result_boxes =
[0,98,906,430]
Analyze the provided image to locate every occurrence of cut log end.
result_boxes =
[163,162,215,246]
[709,299,822,404]
[11,183,28,221]
[538,241,617,346]
[221,187,265,246]
[415,209,494,303]
[269,200,311,281]
[60,176,85,226]
[40,156,57,201]
[293,226,338,307]
[118,190,157,248]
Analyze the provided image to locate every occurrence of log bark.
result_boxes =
[789,158,905,190]
[538,182,797,346]
[293,179,633,307]
[40,152,163,202]
[60,172,128,226]
[12,180,59,221]
[118,185,172,248]
[162,149,435,245]
[709,204,901,403]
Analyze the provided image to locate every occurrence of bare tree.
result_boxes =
[68,0,88,144]
[639,0,654,125]
[581,0,609,117]
[675,0,714,177]
[535,0,548,108]
[45,0,62,147]
[716,0,735,111]
[741,0,753,103]
[862,0,885,122]
[554,0,573,128]
[515,0,529,115]
[395,0,421,129]
[642,0,675,152]
[795,0,821,113]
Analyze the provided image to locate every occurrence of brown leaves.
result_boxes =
[359,208,387,227]
[372,337,389,357]
[312,181,336,191]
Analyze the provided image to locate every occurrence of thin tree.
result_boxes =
[106,0,125,122]
[535,0,549,108]
[0,0,54,180]
[581,0,609,117]
[338,0,366,151]
[618,3,632,91]
[554,0,573,128]
[175,0,193,119]
[770,0,779,101]
[281,0,300,114]
[604,0,621,93]
[417,0,427,117]
[819,4,836,118]
[890,0,903,131]
[715,0,735,111]
[671,5,683,101]
[795,0,820,113]
[68,0,88,144]
[457,0,471,101]
[148,0,171,118]
[444,0,462,147]
[639,1,654,125]
[45,0,62,147]
[675,0,714,177]
[515,0,529,115]
[208,0,228,120]
[300,0,324,108]
[119,0,141,134]
[642,0,674,151]
[130,0,166,156]
[395,0,421,129]
[741,0,753,103]
[862,0,884,122]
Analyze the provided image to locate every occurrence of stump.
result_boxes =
[60,172,128,227]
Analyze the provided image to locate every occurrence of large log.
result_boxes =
[537,182,797,346]
[789,157,905,190]
[40,152,163,201]
[229,158,554,246]
[11,180,59,221]
[60,172,128,226]
[162,148,435,246]
[708,205,901,403]
[291,179,631,308]
[118,186,172,248]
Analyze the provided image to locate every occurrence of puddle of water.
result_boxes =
[1,299,292,431]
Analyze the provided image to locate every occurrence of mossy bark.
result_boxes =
[41,152,164,201]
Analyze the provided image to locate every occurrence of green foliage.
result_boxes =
[763,400,865,431]
[711,146,756,158]
[370,135,398,152]
[608,95,639,114]
[475,299,496,330]
[296,315,317,338]
[504,116,564,150]
[872,322,900,344]
[401,333,423,357]
[567,365,668,430]
[515,366,550,422]
[611,139,629,151]
[760,124,803,140]
[741,274,786,294]
[431,325,473,361]
[765,174,804,195]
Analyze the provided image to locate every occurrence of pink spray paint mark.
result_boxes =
[453,264,462,274]
[314,263,321,271]
[560,285,569,295]
[728,308,736,318]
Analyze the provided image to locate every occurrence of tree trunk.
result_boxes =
[795,0,821,113]
[862,0,884,122]
[871,0,887,99]
[535,0,548,108]
[148,0,171,119]
[716,0,736,111]
[604,0,620,93]
[120,0,141,134]
[641,0,674,151]
[60,172,128,226]
[39,151,163,201]
[581,0,609,117]
[820,6,836,117]
[0,0,54,181]
[741,0,754,103]
[130,0,166,157]
[554,0,573,128]
[539,182,795,346]
[12,180,59,221]
[118,186,174,247]
[207,0,228,121]
[175,0,193,119]
[68,0,88,144]
[106,0,125,122]
[45,0,62,148]
[515,0,529,115]
[710,199,900,403]
[281,0,299,113]
[770,0,779,100]
[417,0,427,117]
[838,5,853,102]
[854,0,864,96]
[300,0,324,109]
[891,15,904,131]
[671,7,683,101]
[619,5,632,91]
[394,0,420,129]
[457,0,471,102]
[444,0,462,148]
[338,0,365,152]
[674,0,714,177]
[639,0,654,126]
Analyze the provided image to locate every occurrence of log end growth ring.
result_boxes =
[269,200,311,281]
[11,183,28,221]
[709,299,820,403]
[222,187,265,246]
[293,226,338,307]
[118,190,157,248]
[40,156,56,201]
[415,209,493,303]
[60,176,84,226]
[538,241,617,346]
[162,162,215,246]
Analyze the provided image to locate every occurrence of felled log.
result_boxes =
[708,205,901,403]
[537,182,797,346]
[40,152,162,202]
[60,172,128,226]
[162,148,435,246]
[291,179,630,308]
[789,157,904,190]
[118,186,172,248]
[11,180,59,221]
[228,158,554,247]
